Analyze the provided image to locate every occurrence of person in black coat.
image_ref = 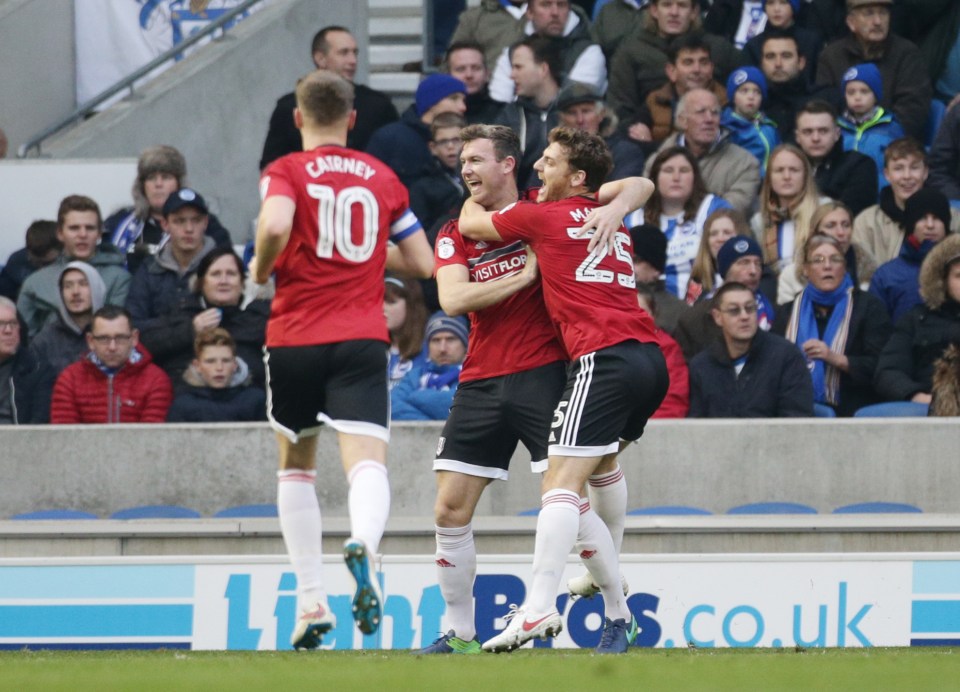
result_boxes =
[138,247,269,394]
[0,300,48,424]
[258,26,398,170]
[166,328,265,423]
[0,221,60,301]
[772,234,892,416]
[689,281,815,417]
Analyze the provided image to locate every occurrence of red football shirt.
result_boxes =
[260,145,421,347]
[435,220,567,382]
[491,195,657,359]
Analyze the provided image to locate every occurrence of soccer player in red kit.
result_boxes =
[459,127,668,654]
[251,70,434,650]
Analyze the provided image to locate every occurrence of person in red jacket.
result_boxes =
[50,305,172,423]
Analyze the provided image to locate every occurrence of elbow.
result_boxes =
[413,256,435,280]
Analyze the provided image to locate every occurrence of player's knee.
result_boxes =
[434,495,473,527]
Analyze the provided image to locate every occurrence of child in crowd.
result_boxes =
[837,63,905,194]
[721,66,780,176]
[743,0,823,81]
[409,112,467,236]
[166,328,265,422]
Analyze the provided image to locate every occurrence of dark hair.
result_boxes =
[25,220,60,258]
[445,40,485,67]
[667,34,712,64]
[196,247,245,296]
[92,305,132,328]
[509,35,563,85]
[759,26,800,52]
[460,124,522,178]
[645,146,708,221]
[194,326,236,357]
[57,195,102,229]
[296,70,355,125]
[712,281,752,310]
[547,126,613,191]
[797,99,839,121]
[385,276,428,360]
[311,26,351,58]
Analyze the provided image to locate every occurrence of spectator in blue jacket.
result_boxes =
[870,188,952,324]
[391,312,468,420]
[837,63,905,194]
[166,328,265,422]
[721,66,780,176]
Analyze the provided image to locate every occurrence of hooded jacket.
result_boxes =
[838,107,905,194]
[50,343,173,423]
[721,106,780,175]
[869,236,938,324]
[875,234,960,401]
[17,246,130,338]
[166,357,266,422]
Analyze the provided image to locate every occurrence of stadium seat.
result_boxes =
[925,98,946,149]
[110,505,202,519]
[833,502,922,514]
[853,402,929,417]
[12,509,99,520]
[214,504,278,518]
[517,508,540,516]
[727,502,818,514]
[628,505,712,516]
[813,403,836,418]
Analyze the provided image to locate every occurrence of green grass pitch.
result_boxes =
[2,648,959,691]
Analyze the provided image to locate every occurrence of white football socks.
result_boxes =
[277,469,326,607]
[528,489,581,615]
[347,460,391,555]
[588,465,628,553]
[575,499,630,621]
[435,523,477,641]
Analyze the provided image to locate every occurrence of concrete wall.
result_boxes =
[37,0,368,245]
[0,0,75,158]
[2,419,958,518]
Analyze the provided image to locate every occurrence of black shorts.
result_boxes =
[434,360,566,480]
[265,339,389,443]
[549,341,668,457]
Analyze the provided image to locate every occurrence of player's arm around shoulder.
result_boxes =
[582,176,656,254]
[458,197,505,242]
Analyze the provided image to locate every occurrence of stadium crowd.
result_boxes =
[2,0,960,424]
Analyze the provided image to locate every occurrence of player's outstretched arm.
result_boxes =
[581,176,656,255]
[437,247,538,316]
[458,198,505,242]
[388,229,435,279]
[251,196,296,284]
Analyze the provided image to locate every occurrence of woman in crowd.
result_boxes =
[874,234,960,411]
[384,275,428,390]
[624,147,730,299]
[773,234,891,417]
[138,247,269,392]
[751,143,824,296]
[685,208,752,305]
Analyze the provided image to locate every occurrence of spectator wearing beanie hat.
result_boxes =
[630,224,689,335]
[870,187,953,323]
[391,311,469,420]
[721,66,781,175]
[103,145,233,275]
[837,62,905,195]
[675,235,776,361]
[367,74,467,189]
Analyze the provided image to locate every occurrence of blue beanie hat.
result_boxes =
[842,63,883,102]
[766,0,801,15]
[717,236,762,279]
[425,311,470,348]
[727,66,768,105]
[415,74,467,116]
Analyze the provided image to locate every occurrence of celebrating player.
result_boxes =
[458,127,668,654]
[251,70,434,650]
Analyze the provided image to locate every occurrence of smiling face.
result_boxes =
[885,154,928,207]
[460,138,516,209]
[202,254,243,307]
[667,48,713,94]
[534,141,580,202]
[803,242,847,292]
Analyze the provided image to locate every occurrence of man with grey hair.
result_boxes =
[645,87,760,212]
[816,0,931,140]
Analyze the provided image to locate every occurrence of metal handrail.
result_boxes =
[17,0,264,158]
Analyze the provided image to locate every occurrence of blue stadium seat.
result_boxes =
[727,502,818,514]
[12,509,99,520]
[813,403,836,418]
[628,505,712,516]
[833,502,922,514]
[110,505,202,519]
[926,98,947,148]
[853,402,929,417]
[214,504,278,518]
[517,508,540,516]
